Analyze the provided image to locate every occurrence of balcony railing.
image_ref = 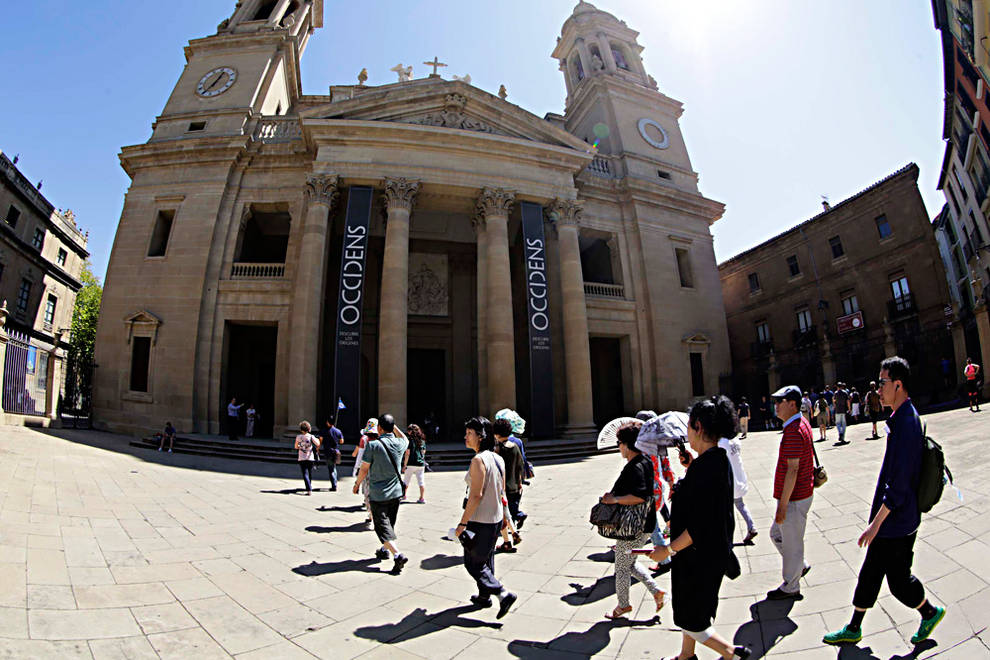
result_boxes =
[750,341,774,359]
[887,294,916,319]
[586,156,613,178]
[792,325,818,346]
[584,281,624,298]
[252,117,302,144]
[231,262,285,279]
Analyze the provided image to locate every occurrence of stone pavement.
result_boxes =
[0,408,988,659]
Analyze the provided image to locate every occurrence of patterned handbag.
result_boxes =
[590,498,653,540]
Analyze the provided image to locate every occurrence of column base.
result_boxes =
[559,423,598,440]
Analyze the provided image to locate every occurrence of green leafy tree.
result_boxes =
[63,261,102,412]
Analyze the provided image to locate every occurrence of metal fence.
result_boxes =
[3,330,47,416]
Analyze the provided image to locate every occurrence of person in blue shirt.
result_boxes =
[824,357,945,647]
[320,419,344,491]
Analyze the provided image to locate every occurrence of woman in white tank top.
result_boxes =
[455,416,517,619]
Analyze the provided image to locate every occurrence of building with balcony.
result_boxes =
[0,151,90,425]
[719,164,956,409]
[933,0,990,385]
[93,1,730,439]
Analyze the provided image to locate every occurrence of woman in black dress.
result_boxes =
[650,396,750,660]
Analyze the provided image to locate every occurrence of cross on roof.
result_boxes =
[423,57,448,77]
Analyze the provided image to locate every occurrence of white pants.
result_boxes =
[770,496,813,593]
[402,465,425,488]
[245,419,255,437]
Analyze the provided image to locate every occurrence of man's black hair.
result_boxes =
[881,356,911,394]
[379,414,395,433]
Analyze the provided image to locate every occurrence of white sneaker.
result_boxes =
[157,447,162,452]
[167,448,172,453]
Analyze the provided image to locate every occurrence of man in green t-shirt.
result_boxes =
[353,414,409,573]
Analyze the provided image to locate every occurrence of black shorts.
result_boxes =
[869,409,880,423]
[968,379,979,395]
[369,498,401,544]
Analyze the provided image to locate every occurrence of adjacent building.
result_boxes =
[92,1,731,439]
[0,151,89,425]
[719,165,956,409]
[932,0,990,386]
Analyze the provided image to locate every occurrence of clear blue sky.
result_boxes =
[0,1,944,281]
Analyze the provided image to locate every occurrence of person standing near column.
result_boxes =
[824,357,945,646]
[964,357,981,411]
[767,385,815,600]
[227,398,244,441]
[245,403,257,438]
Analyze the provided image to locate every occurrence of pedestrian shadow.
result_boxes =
[888,639,937,660]
[305,522,368,534]
[586,550,614,562]
[353,604,501,644]
[419,553,463,570]
[292,558,383,576]
[260,488,306,495]
[732,599,799,658]
[317,504,365,513]
[560,577,615,606]
[509,619,654,658]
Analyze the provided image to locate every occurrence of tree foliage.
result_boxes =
[64,261,102,412]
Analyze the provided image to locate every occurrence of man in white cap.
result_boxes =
[767,385,815,600]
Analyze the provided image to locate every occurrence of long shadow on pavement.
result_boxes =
[420,553,463,570]
[509,619,656,658]
[305,522,369,534]
[317,504,365,513]
[354,604,501,644]
[560,576,615,606]
[586,550,614,563]
[292,558,384,576]
[733,599,798,658]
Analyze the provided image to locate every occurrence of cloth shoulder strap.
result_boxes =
[376,438,403,481]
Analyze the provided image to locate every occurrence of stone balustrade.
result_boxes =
[230,262,285,279]
[586,156,613,178]
[253,118,302,143]
[583,281,624,298]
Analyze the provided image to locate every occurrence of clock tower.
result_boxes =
[552,1,699,193]
[151,0,323,141]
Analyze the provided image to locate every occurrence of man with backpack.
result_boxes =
[823,357,945,647]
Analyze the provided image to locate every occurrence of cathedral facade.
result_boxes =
[93,0,730,439]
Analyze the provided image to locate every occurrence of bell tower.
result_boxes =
[150,0,323,141]
[552,2,699,192]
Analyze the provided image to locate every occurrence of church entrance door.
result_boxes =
[407,348,446,443]
[222,323,276,438]
[590,337,624,428]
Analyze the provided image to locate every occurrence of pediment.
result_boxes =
[682,332,711,346]
[299,80,588,151]
[124,310,162,345]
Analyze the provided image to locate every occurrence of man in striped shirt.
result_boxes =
[767,385,815,600]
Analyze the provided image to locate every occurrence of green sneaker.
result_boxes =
[823,625,863,645]
[911,606,945,644]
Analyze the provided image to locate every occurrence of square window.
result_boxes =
[5,205,20,227]
[32,228,45,251]
[675,248,694,288]
[56,248,67,267]
[875,214,892,239]
[786,255,800,277]
[841,293,859,315]
[748,272,760,292]
[796,308,813,331]
[829,235,844,259]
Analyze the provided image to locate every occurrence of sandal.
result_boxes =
[512,532,522,545]
[605,605,632,620]
[653,590,666,611]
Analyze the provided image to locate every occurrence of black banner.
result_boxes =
[332,186,374,440]
[520,202,554,438]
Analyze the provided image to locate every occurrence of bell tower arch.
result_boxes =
[150,0,323,141]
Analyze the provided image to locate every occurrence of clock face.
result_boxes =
[196,67,237,98]
[637,118,670,150]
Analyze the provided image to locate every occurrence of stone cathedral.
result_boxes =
[93,0,731,440]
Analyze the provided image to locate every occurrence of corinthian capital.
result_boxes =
[305,174,340,209]
[546,198,583,227]
[475,187,516,221]
[382,177,420,213]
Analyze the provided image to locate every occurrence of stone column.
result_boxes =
[575,38,594,78]
[287,174,339,429]
[549,199,596,435]
[767,350,781,393]
[597,33,618,73]
[473,216,489,415]
[378,178,419,424]
[45,335,63,426]
[820,335,837,386]
[882,318,898,358]
[476,188,517,412]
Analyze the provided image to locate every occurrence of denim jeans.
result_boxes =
[298,460,314,492]
[836,413,847,441]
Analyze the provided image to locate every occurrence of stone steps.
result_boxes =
[130,434,615,468]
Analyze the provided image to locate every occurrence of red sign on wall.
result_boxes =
[836,310,865,334]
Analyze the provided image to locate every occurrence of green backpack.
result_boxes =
[917,421,953,514]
